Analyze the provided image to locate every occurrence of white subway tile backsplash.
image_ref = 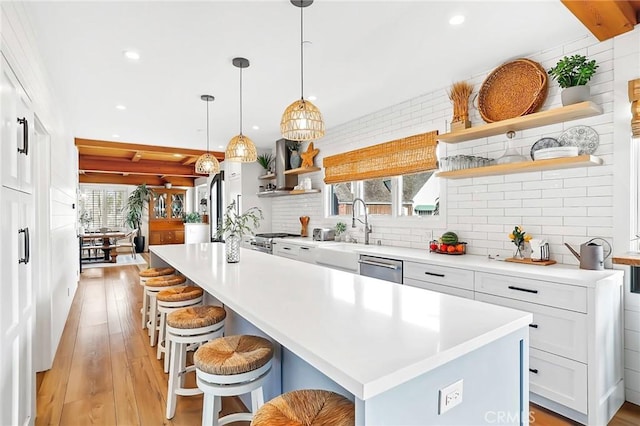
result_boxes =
[504,190,542,200]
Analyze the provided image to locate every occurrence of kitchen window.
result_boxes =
[79,186,127,230]
[327,172,439,218]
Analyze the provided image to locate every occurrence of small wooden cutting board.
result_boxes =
[505,257,557,266]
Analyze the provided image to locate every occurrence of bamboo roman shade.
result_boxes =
[323,130,438,184]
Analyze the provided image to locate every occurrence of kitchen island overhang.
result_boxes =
[150,243,533,425]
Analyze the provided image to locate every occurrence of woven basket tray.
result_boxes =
[478,58,548,123]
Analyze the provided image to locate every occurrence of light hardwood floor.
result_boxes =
[36,258,640,425]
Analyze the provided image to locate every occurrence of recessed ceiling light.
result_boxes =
[173,154,183,158]
[449,15,465,26]
[218,145,224,149]
[308,95,317,101]
[115,104,126,110]
[252,125,260,130]
[123,50,140,61]
[112,134,120,138]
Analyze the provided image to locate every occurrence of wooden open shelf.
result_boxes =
[283,166,321,175]
[438,102,603,143]
[258,173,276,180]
[289,189,321,195]
[436,155,603,179]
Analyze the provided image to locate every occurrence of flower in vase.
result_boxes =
[509,225,532,248]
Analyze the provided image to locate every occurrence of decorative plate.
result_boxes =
[530,137,561,160]
[557,125,599,155]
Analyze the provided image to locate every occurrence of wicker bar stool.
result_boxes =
[251,389,355,426]
[145,275,187,346]
[194,335,274,426]
[139,267,176,329]
[166,306,227,420]
[156,286,204,372]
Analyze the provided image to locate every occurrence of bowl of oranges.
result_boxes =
[429,232,467,255]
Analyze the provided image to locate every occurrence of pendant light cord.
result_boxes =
[239,65,243,135]
[206,99,210,152]
[300,3,304,101]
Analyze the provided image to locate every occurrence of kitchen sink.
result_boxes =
[315,244,360,272]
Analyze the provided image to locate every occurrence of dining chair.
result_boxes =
[116,229,137,258]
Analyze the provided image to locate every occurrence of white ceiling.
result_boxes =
[26,1,589,150]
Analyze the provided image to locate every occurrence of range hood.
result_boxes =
[257,138,298,197]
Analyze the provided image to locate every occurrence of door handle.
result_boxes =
[18,227,30,264]
[529,323,539,329]
[357,259,399,270]
[529,368,538,374]
[508,285,538,294]
[17,117,29,155]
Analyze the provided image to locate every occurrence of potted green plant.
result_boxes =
[547,54,598,106]
[256,153,274,174]
[122,183,154,253]
[218,200,263,263]
[335,221,347,241]
[183,212,202,223]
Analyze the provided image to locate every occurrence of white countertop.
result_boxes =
[151,243,531,400]
[274,237,623,287]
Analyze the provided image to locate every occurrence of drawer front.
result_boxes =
[475,272,587,313]
[404,278,474,300]
[475,293,587,363]
[297,246,316,264]
[273,243,299,259]
[529,348,588,414]
[404,261,474,291]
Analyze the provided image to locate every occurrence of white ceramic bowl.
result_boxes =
[533,146,579,160]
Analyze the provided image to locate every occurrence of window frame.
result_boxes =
[324,175,446,228]
[79,185,129,230]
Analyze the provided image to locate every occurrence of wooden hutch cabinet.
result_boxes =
[149,188,186,245]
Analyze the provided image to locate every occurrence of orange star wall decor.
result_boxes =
[300,142,319,168]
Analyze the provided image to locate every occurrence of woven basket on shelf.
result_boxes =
[478,58,548,123]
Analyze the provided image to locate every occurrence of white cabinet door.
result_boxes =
[297,245,316,264]
[0,188,35,426]
[0,56,33,194]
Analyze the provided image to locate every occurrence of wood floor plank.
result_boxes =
[58,390,116,426]
[111,342,141,425]
[128,356,172,426]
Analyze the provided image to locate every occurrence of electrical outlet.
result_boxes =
[438,379,463,414]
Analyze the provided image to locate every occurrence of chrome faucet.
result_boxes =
[352,197,372,245]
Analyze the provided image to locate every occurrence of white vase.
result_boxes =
[561,85,590,106]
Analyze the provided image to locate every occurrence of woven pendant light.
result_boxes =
[280,0,325,142]
[225,57,257,162]
[195,94,221,175]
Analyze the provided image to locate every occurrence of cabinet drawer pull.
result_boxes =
[508,285,538,294]
[17,117,28,155]
[300,247,310,250]
[18,227,30,264]
[283,247,291,250]
[424,271,445,278]
[529,368,538,374]
[529,323,539,328]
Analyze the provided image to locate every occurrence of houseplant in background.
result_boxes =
[286,140,302,169]
[509,225,532,259]
[548,54,598,106]
[183,212,202,223]
[257,153,274,174]
[122,183,154,253]
[335,221,347,242]
[218,200,263,263]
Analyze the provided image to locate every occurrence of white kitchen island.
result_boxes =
[150,243,533,425]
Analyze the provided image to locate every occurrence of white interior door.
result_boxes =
[1,55,20,191]
[0,187,35,426]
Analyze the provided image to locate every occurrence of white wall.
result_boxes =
[271,28,640,403]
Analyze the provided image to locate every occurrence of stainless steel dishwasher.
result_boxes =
[358,254,403,283]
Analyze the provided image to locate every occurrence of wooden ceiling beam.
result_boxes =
[182,156,198,166]
[79,155,206,177]
[561,0,638,41]
[79,173,195,187]
[75,137,225,160]
[131,151,142,162]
